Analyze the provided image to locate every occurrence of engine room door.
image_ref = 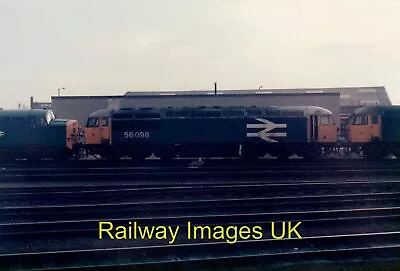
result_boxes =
[310,115,318,141]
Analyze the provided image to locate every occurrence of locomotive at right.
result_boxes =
[346,105,400,159]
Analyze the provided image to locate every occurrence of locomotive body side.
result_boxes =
[112,113,307,159]
[110,106,337,160]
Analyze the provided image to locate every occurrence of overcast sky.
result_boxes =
[1,0,399,108]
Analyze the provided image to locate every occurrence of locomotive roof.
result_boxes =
[88,108,114,118]
[0,109,52,118]
[352,105,400,115]
[112,105,332,117]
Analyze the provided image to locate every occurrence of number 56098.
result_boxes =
[124,131,150,139]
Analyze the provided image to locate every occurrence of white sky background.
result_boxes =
[0,0,399,108]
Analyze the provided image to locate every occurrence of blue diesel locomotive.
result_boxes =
[0,109,81,161]
[102,106,338,160]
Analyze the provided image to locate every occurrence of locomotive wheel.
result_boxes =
[0,154,13,162]
[363,144,387,160]
[157,146,176,161]
[303,150,321,161]
[303,153,316,161]
[130,153,148,162]
[241,153,259,161]
[53,153,69,162]
[364,152,380,161]
[276,149,291,161]
[159,153,175,161]
[101,153,119,161]
[276,153,289,161]
[364,152,386,160]
[241,147,259,161]
[26,154,41,161]
[303,146,322,161]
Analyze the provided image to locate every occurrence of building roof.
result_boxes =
[123,89,340,96]
[50,86,390,106]
[52,91,339,100]
[123,86,391,106]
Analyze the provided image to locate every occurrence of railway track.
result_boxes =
[0,156,399,169]
[1,162,400,184]
[0,165,399,270]
[2,233,400,270]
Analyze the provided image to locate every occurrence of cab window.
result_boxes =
[101,118,109,127]
[320,116,329,125]
[46,112,54,124]
[371,115,379,125]
[352,115,368,125]
[86,117,99,127]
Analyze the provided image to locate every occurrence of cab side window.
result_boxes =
[86,117,99,127]
[320,116,329,125]
[353,115,368,125]
[101,118,109,127]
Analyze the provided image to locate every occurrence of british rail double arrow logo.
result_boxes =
[246,119,287,142]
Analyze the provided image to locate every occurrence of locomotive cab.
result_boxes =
[84,108,113,157]
[303,106,338,158]
[306,107,338,144]
[347,113,381,143]
[346,106,400,158]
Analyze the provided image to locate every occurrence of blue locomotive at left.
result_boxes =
[0,109,81,161]
[110,106,338,160]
